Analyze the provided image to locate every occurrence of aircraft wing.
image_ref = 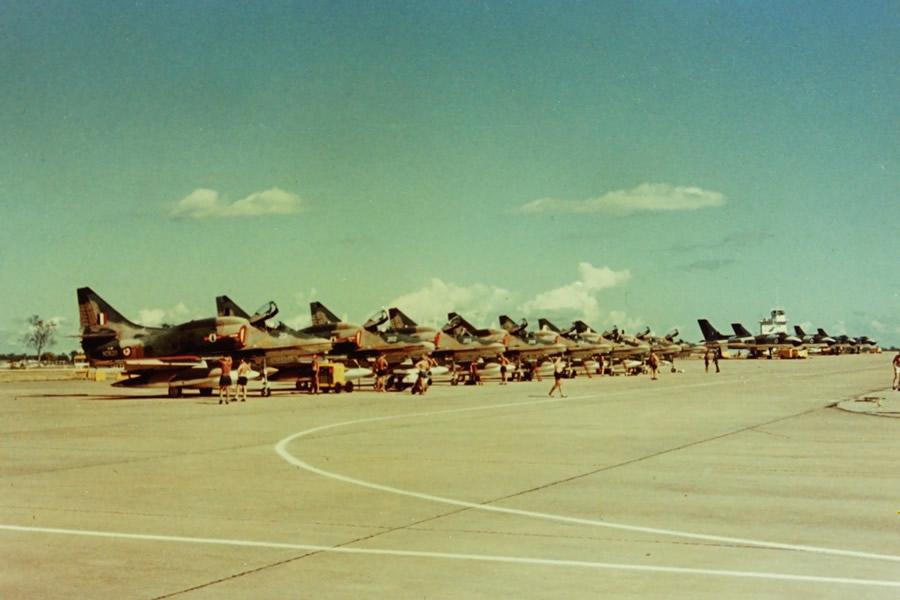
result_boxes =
[121,356,207,372]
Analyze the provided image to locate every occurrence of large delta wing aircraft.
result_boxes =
[730,322,802,355]
[77,287,331,397]
[697,319,744,352]
[815,328,877,354]
[387,308,506,366]
[793,326,836,350]
[537,318,611,360]
[497,315,566,360]
[305,301,435,365]
[215,295,342,383]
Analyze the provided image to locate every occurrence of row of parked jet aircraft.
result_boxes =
[697,319,878,357]
[77,288,877,397]
[77,287,698,396]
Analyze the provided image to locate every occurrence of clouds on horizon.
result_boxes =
[170,188,304,219]
[388,279,512,328]
[137,302,192,327]
[519,262,631,324]
[516,183,725,216]
[380,263,638,333]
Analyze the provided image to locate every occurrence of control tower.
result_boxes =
[759,308,788,336]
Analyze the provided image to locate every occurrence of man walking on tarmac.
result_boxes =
[648,351,660,380]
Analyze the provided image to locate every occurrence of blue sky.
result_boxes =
[1,0,897,353]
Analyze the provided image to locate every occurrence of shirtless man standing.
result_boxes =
[218,356,233,405]
[236,358,251,402]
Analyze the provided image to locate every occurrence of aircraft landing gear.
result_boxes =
[167,386,183,398]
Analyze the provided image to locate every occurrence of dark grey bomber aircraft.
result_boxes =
[78,287,331,397]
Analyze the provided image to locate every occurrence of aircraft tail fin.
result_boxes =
[571,320,594,334]
[77,287,141,332]
[310,301,341,327]
[388,307,417,330]
[444,312,476,335]
[499,315,520,333]
[538,318,560,333]
[697,319,727,342]
[731,323,753,338]
[817,328,829,337]
[794,325,806,337]
[216,295,251,319]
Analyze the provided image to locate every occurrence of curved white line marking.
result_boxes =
[2,524,898,589]
[275,387,900,564]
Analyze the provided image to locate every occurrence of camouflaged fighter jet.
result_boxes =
[537,318,612,360]
[304,301,435,366]
[496,315,567,360]
[634,326,694,360]
[216,295,348,387]
[387,307,506,371]
[77,287,331,397]
[600,325,652,360]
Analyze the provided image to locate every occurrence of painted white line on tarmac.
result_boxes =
[1,524,898,588]
[275,384,900,564]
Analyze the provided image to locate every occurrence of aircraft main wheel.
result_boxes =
[261,387,271,397]
[333,383,343,394]
[199,387,213,396]
[344,381,354,393]
[167,387,182,398]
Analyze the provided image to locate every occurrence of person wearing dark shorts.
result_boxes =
[236,358,250,402]
[374,354,388,392]
[498,353,509,385]
[548,356,566,398]
[218,356,233,405]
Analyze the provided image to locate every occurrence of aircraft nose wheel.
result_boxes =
[260,386,271,397]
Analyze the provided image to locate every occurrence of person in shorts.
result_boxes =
[374,354,388,392]
[548,356,566,398]
[648,351,660,380]
[236,358,251,402]
[218,355,233,405]
[498,353,510,385]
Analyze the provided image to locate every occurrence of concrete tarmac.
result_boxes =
[1,354,898,599]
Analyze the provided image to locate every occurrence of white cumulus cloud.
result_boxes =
[170,187,304,219]
[517,183,725,216]
[388,278,512,328]
[137,303,196,327]
[519,263,631,324]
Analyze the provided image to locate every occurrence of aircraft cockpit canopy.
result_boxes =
[363,309,389,331]
[251,301,279,325]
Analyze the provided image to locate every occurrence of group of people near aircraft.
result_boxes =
[76,287,877,400]
[76,286,697,399]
